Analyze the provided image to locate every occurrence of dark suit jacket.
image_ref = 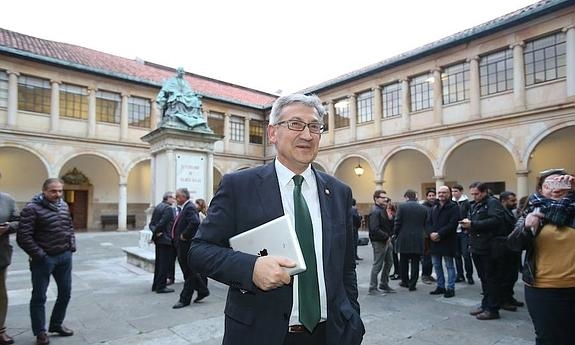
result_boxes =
[174,200,200,244]
[149,201,174,246]
[189,162,364,345]
[394,200,428,255]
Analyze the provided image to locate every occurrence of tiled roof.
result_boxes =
[302,0,572,94]
[0,28,277,108]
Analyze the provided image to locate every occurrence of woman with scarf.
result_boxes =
[507,168,575,345]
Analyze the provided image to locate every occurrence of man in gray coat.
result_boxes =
[394,189,428,291]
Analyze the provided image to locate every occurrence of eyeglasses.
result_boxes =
[275,120,324,134]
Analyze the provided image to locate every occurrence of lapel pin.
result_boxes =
[325,189,330,195]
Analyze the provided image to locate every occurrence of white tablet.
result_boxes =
[229,215,307,276]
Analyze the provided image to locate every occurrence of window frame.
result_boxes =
[409,73,433,112]
[479,48,513,96]
[524,31,566,86]
[442,61,470,105]
[17,74,51,114]
[127,96,151,128]
[356,90,373,124]
[381,82,402,118]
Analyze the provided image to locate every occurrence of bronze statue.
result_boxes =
[156,67,210,130]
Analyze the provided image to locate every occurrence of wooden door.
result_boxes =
[64,190,88,230]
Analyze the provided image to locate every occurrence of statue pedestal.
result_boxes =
[122,230,155,272]
[122,126,222,270]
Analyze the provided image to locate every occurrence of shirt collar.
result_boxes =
[274,159,314,187]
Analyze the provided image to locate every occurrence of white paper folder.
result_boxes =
[229,215,306,276]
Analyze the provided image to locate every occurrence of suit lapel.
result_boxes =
[254,163,285,221]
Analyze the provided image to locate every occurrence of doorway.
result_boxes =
[64,188,89,231]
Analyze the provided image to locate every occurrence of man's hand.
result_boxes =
[430,232,440,242]
[0,223,9,235]
[252,256,295,291]
[460,218,471,229]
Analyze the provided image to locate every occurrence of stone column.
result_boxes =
[6,70,18,127]
[166,149,176,192]
[374,179,384,190]
[87,87,96,137]
[373,86,382,136]
[516,170,529,199]
[117,178,128,231]
[564,25,575,97]
[349,94,357,141]
[468,56,481,119]
[511,42,526,110]
[327,101,335,145]
[150,98,159,130]
[432,68,443,125]
[223,112,230,152]
[244,116,250,153]
[401,79,410,131]
[207,152,215,201]
[434,175,445,191]
[120,93,129,141]
[50,80,60,132]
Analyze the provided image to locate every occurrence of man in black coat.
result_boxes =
[451,184,474,285]
[426,186,460,298]
[150,191,177,293]
[394,189,428,291]
[460,182,506,320]
[172,188,209,309]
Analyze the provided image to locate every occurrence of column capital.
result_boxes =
[88,87,98,94]
[509,41,525,49]
[121,93,130,98]
[515,169,530,176]
[432,67,442,74]
[349,94,357,100]
[432,175,445,181]
[50,79,61,85]
[466,56,480,63]
[6,70,19,77]
[562,25,575,33]
[372,85,382,91]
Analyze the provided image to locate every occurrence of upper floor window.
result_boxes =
[0,71,7,109]
[208,111,225,137]
[524,31,566,86]
[96,90,121,124]
[249,119,265,144]
[480,49,513,96]
[322,103,329,132]
[230,115,244,142]
[409,73,433,112]
[128,96,151,128]
[356,90,373,123]
[18,75,51,114]
[334,98,350,129]
[60,83,88,119]
[442,62,470,104]
[382,82,402,118]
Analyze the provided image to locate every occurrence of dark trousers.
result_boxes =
[454,232,473,279]
[472,252,502,312]
[525,285,575,345]
[152,243,176,291]
[500,249,521,303]
[177,240,208,304]
[400,253,420,288]
[421,254,432,277]
[29,251,72,335]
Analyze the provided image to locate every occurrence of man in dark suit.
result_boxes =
[172,188,209,309]
[189,94,364,345]
[150,191,176,293]
[394,189,428,291]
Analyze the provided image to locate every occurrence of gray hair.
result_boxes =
[162,191,174,201]
[176,187,190,200]
[268,94,325,125]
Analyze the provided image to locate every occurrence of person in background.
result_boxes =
[426,186,459,298]
[189,94,364,345]
[395,189,428,291]
[150,192,177,294]
[195,198,208,223]
[368,190,395,295]
[451,184,473,285]
[420,190,437,285]
[172,188,209,308]
[460,182,506,321]
[351,198,363,261]
[498,191,523,311]
[17,178,76,345]
[388,201,401,281]
[0,172,18,345]
[507,168,575,345]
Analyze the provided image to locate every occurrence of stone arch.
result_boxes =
[522,121,575,170]
[439,134,520,175]
[0,143,51,176]
[381,144,436,175]
[333,154,374,177]
[55,151,122,177]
